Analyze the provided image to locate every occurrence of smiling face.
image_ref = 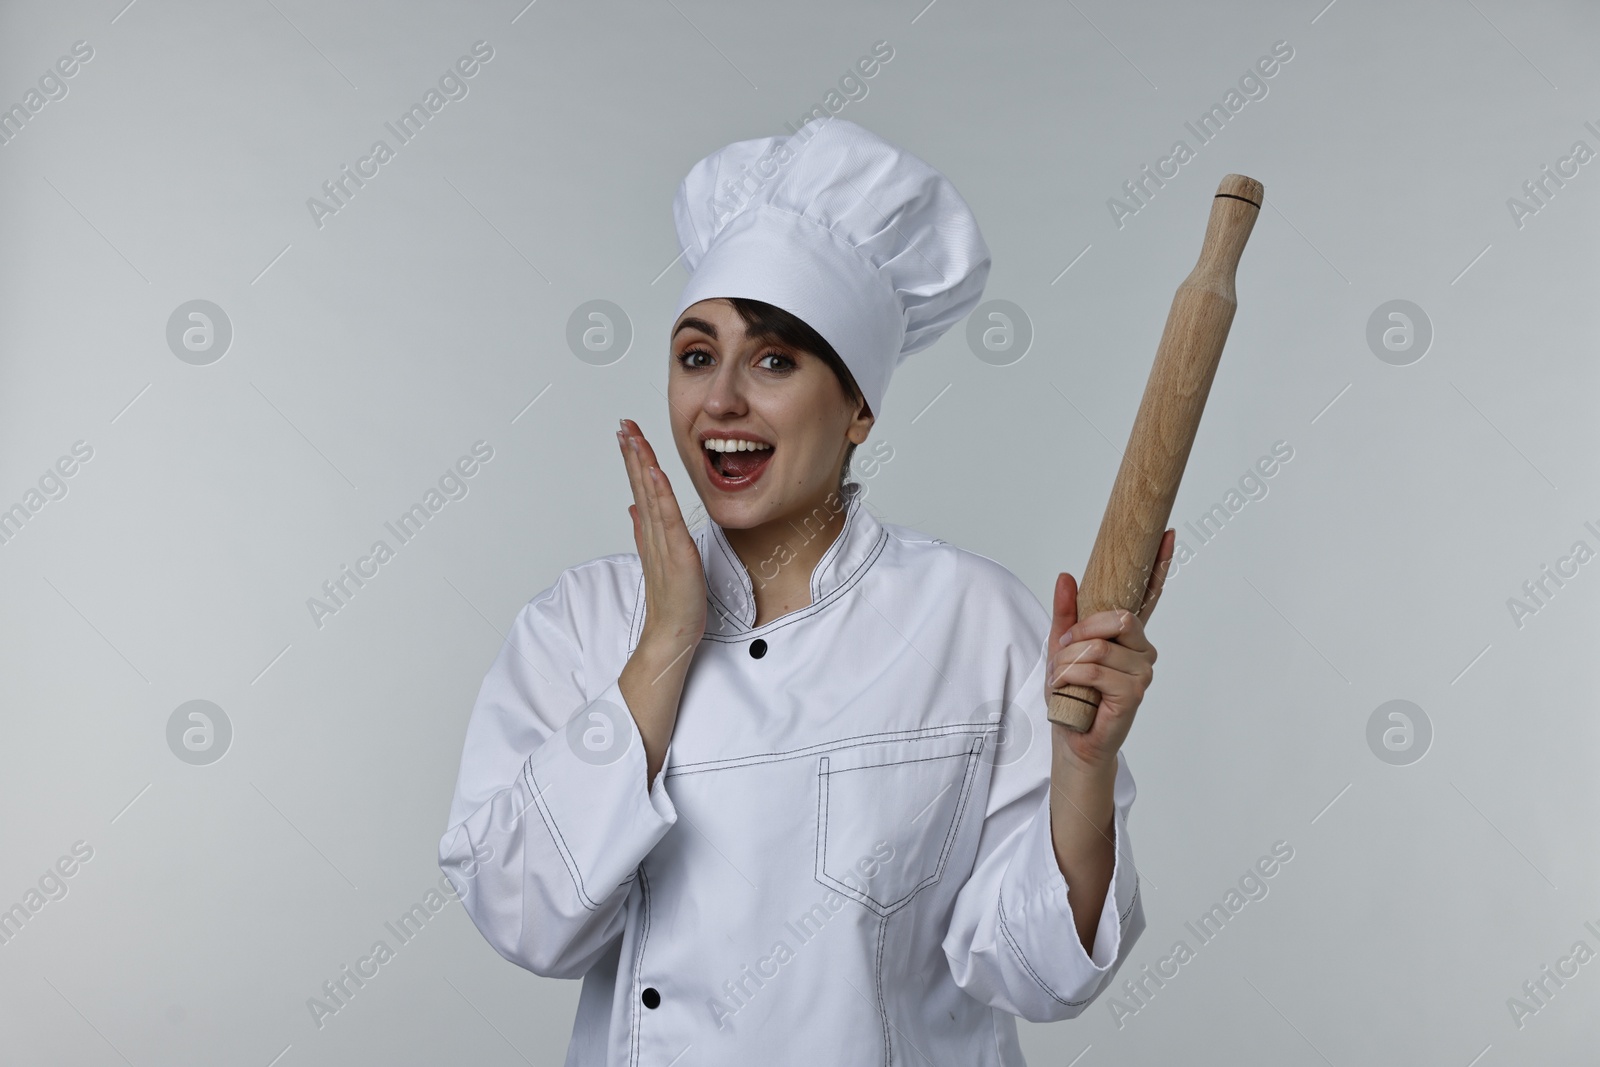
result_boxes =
[668,298,874,531]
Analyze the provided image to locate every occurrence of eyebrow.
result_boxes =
[671,317,786,348]
[672,317,719,340]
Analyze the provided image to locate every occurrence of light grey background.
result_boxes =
[1,0,1596,1063]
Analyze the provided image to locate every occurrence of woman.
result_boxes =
[440,117,1174,1064]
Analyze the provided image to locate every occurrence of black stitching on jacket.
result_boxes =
[697,528,888,642]
[704,527,748,631]
[814,738,987,916]
[665,721,993,779]
[876,913,892,1065]
[995,882,1098,1008]
[629,867,651,1066]
[526,757,603,912]
[809,494,857,603]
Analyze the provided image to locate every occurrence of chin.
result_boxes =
[699,494,769,530]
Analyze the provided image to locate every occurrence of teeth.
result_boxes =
[703,438,773,452]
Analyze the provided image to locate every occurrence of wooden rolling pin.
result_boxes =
[1048,173,1263,731]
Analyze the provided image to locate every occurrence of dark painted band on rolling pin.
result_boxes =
[1214,192,1261,207]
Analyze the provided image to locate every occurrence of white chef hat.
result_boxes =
[671,117,991,418]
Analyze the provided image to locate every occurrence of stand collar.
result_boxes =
[693,481,882,634]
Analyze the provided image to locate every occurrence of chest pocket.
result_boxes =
[814,731,987,916]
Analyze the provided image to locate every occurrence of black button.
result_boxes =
[749,638,767,659]
[641,986,661,1009]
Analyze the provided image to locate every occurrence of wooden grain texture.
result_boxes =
[1048,174,1263,731]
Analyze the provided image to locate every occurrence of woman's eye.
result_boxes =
[757,351,795,372]
[678,347,712,368]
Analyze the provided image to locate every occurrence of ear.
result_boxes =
[847,399,875,444]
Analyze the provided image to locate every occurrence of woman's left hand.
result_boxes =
[1047,528,1175,773]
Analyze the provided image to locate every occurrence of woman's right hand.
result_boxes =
[617,418,707,653]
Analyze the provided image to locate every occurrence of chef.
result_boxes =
[439,116,1174,1065]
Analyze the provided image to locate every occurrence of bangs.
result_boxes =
[725,297,868,414]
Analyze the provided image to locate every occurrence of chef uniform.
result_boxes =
[439,117,1146,1066]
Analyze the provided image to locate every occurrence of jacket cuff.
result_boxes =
[522,677,677,908]
[1003,788,1138,980]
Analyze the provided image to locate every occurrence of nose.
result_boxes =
[701,358,747,417]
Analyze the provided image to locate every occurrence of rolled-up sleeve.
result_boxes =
[942,629,1146,1022]
[438,569,676,980]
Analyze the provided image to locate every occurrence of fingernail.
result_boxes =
[1058,629,1072,646]
[619,418,627,430]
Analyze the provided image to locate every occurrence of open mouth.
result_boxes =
[703,439,774,489]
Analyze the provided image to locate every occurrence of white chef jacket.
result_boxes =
[438,482,1145,1065]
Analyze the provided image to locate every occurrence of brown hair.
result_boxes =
[723,297,871,491]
